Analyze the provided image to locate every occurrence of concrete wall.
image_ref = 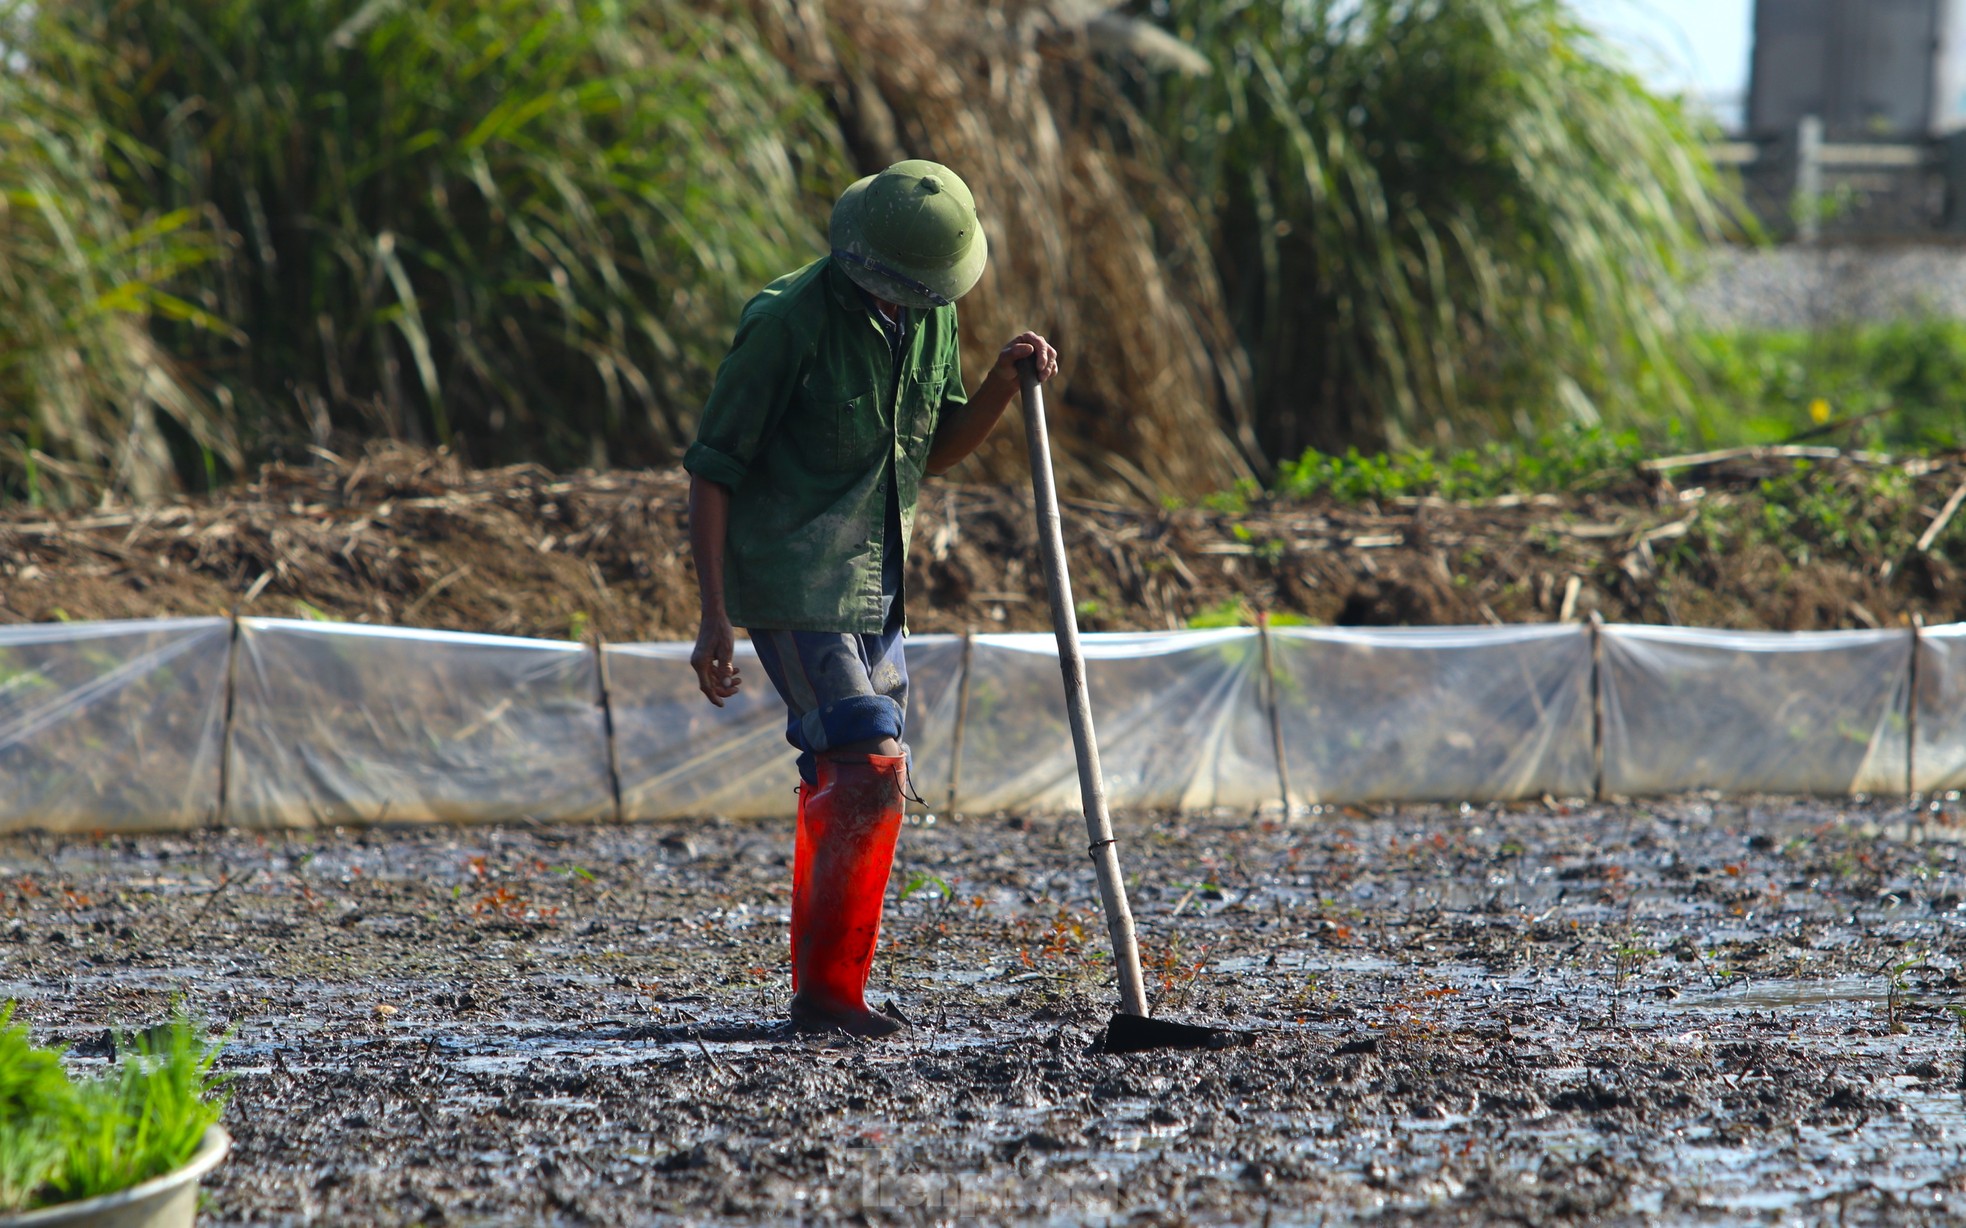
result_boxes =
[1749,0,1947,139]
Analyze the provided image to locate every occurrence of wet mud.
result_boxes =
[6,796,1966,1225]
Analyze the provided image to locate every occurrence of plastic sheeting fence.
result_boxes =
[0,618,230,832]
[1,617,1961,832]
[227,621,614,828]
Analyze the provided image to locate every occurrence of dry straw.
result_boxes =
[769,0,1257,500]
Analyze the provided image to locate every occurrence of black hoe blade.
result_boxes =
[1099,1012,1257,1054]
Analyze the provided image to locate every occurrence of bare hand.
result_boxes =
[992,331,1058,383]
[691,614,742,706]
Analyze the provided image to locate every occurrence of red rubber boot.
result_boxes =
[788,754,906,1036]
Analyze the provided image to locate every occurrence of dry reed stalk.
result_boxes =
[772,0,1254,500]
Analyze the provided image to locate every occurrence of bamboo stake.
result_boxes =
[1018,358,1150,1018]
[945,628,975,818]
[1907,620,1922,798]
[213,611,243,829]
[1256,611,1294,816]
[1589,612,1606,803]
[595,637,626,825]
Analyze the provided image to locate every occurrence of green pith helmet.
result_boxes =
[829,159,987,310]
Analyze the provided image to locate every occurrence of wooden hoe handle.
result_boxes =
[1017,357,1150,1018]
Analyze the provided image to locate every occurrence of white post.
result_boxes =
[1797,114,1825,244]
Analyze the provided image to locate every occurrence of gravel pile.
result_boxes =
[1690,244,1966,329]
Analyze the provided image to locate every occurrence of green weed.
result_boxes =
[1201,479,1263,516]
[1690,320,1966,451]
[1274,426,1652,504]
[1184,598,1311,629]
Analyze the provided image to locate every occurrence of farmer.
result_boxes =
[684,160,1058,1036]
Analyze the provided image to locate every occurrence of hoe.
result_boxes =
[1017,358,1256,1055]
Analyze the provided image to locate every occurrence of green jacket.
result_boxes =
[683,257,968,632]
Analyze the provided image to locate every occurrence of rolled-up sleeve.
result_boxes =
[684,314,799,488]
[937,311,968,416]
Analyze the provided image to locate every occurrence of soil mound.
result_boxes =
[0,445,1958,638]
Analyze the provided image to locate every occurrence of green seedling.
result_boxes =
[1885,953,1926,1036]
[1690,948,1738,992]
[0,1002,228,1214]
[898,872,951,906]
[0,1007,69,1209]
[1610,941,1659,1027]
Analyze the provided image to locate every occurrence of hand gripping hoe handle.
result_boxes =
[1017,357,1151,1018]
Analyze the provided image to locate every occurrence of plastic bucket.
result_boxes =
[0,1127,230,1228]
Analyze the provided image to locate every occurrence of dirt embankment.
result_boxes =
[0,445,1960,638]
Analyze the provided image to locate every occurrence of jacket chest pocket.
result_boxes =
[901,360,949,447]
[792,383,889,475]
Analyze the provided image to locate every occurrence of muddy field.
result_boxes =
[6,795,1966,1225]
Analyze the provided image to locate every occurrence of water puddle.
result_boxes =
[1676,974,1888,1012]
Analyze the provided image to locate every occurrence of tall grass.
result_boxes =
[0,13,232,505]
[1146,0,1729,459]
[23,0,840,478]
[0,0,1740,504]
[0,1004,228,1214]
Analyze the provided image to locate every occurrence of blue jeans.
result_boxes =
[749,615,908,786]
